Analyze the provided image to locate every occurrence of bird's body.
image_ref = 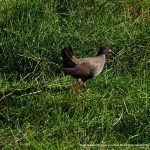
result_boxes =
[62,55,105,81]
[61,46,111,93]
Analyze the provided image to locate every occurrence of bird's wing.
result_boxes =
[62,62,97,80]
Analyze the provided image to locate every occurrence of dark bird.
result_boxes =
[61,45,111,93]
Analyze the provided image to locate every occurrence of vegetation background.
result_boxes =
[0,0,150,149]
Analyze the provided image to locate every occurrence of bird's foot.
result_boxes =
[86,88,91,93]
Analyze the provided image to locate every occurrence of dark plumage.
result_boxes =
[61,45,111,93]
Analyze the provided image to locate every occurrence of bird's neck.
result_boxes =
[97,51,105,56]
[97,53,105,57]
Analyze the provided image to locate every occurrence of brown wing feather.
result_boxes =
[62,62,96,81]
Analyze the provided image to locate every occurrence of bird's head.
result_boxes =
[97,46,112,56]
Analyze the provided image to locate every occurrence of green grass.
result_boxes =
[0,0,150,149]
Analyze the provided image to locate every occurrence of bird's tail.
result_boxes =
[61,46,76,67]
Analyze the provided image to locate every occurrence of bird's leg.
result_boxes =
[83,81,90,92]
[72,78,82,94]
[83,81,87,90]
